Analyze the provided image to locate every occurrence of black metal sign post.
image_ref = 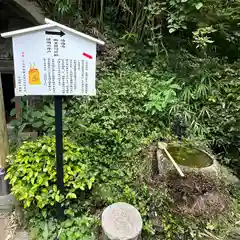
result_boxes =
[55,96,65,220]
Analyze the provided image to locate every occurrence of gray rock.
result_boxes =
[157,142,239,185]
[218,165,239,185]
[0,194,15,213]
[101,202,143,240]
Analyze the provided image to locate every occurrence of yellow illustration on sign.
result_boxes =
[28,64,41,85]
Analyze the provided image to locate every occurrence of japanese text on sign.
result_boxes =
[12,27,96,96]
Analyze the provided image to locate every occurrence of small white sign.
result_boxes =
[12,28,97,96]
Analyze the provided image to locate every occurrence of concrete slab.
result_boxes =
[0,195,14,213]
[0,217,6,240]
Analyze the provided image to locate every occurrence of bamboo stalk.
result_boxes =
[99,0,104,30]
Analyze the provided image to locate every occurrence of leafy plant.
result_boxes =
[28,214,99,240]
[9,0,240,239]
[6,137,96,210]
[65,69,167,158]
[193,26,217,50]
[10,99,55,134]
[145,77,181,115]
[10,99,71,136]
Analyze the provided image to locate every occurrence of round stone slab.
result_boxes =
[101,202,143,240]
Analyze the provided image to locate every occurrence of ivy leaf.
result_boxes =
[32,121,44,128]
[32,111,42,118]
[25,200,31,208]
[10,108,16,117]
[53,185,57,192]
[169,28,176,34]
[10,119,20,127]
[170,84,182,90]
[55,194,60,202]
[43,222,49,240]
[195,2,203,10]
[87,181,93,190]
[67,193,77,199]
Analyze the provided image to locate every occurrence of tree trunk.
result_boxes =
[0,73,9,168]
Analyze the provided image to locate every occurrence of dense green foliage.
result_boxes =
[149,52,240,166]
[7,0,240,239]
[28,215,99,240]
[9,68,240,239]
[6,137,96,210]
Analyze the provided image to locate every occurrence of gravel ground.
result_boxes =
[14,231,28,240]
[0,211,28,240]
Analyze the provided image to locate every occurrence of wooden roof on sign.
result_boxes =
[1,18,105,46]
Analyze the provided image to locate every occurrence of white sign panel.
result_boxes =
[12,28,97,96]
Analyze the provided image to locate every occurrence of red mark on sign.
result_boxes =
[83,52,92,59]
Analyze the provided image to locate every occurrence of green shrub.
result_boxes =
[145,76,181,115]
[10,102,55,134]
[149,52,240,169]
[6,136,96,210]
[65,69,168,155]
[10,98,71,136]
[28,214,99,240]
